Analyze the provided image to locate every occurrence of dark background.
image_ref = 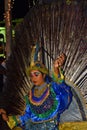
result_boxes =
[0,0,56,21]
[0,0,4,21]
[0,0,30,21]
[0,0,86,21]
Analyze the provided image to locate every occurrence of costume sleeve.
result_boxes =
[7,95,31,130]
[51,67,72,113]
[51,67,64,83]
[7,105,31,130]
[52,81,73,114]
[7,115,21,129]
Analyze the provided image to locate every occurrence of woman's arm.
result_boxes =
[52,53,73,113]
[0,109,21,129]
[52,53,66,83]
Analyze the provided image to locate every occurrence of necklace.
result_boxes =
[29,84,50,106]
[35,82,47,90]
[34,82,47,97]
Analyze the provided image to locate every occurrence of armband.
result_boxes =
[7,116,20,129]
[52,67,64,83]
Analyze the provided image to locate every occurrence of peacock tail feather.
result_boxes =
[3,0,87,123]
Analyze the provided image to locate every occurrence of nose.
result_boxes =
[30,76,37,81]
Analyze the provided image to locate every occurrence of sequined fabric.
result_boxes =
[7,81,72,130]
[21,118,59,130]
[29,86,59,118]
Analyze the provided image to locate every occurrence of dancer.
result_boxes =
[0,53,72,130]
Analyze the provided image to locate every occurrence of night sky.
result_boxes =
[0,0,86,21]
[0,0,30,21]
[12,0,29,19]
[0,0,4,20]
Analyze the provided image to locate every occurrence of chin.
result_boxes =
[34,83,39,86]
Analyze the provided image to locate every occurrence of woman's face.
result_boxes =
[30,70,45,86]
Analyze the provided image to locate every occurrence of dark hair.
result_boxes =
[45,75,52,83]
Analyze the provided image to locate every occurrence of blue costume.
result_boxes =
[7,79,72,130]
[7,59,73,130]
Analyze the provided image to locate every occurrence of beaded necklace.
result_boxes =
[29,83,50,106]
[27,85,59,119]
[34,82,47,97]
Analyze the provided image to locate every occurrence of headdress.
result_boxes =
[26,61,48,75]
[26,43,48,75]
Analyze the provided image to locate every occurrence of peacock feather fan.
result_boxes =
[3,0,87,123]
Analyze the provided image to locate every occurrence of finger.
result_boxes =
[0,109,6,114]
[2,113,8,121]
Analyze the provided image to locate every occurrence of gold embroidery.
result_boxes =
[59,121,87,130]
[12,127,22,130]
[29,84,50,106]
[34,85,47,97]
[7,116,20,130]
[7,116,16,129]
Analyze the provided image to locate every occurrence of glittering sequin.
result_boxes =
[29,86,50,106]
[29,86,59,119]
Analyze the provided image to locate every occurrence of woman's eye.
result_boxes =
[30,72,41,77]
[35,72,40,76]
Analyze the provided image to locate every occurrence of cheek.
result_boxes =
[37,76,43,81]
[30,75,42,81]
[30,77,35,82]
[37,75,44,82]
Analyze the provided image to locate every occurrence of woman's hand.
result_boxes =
[53,53,66,75]
[0,108,8,121]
